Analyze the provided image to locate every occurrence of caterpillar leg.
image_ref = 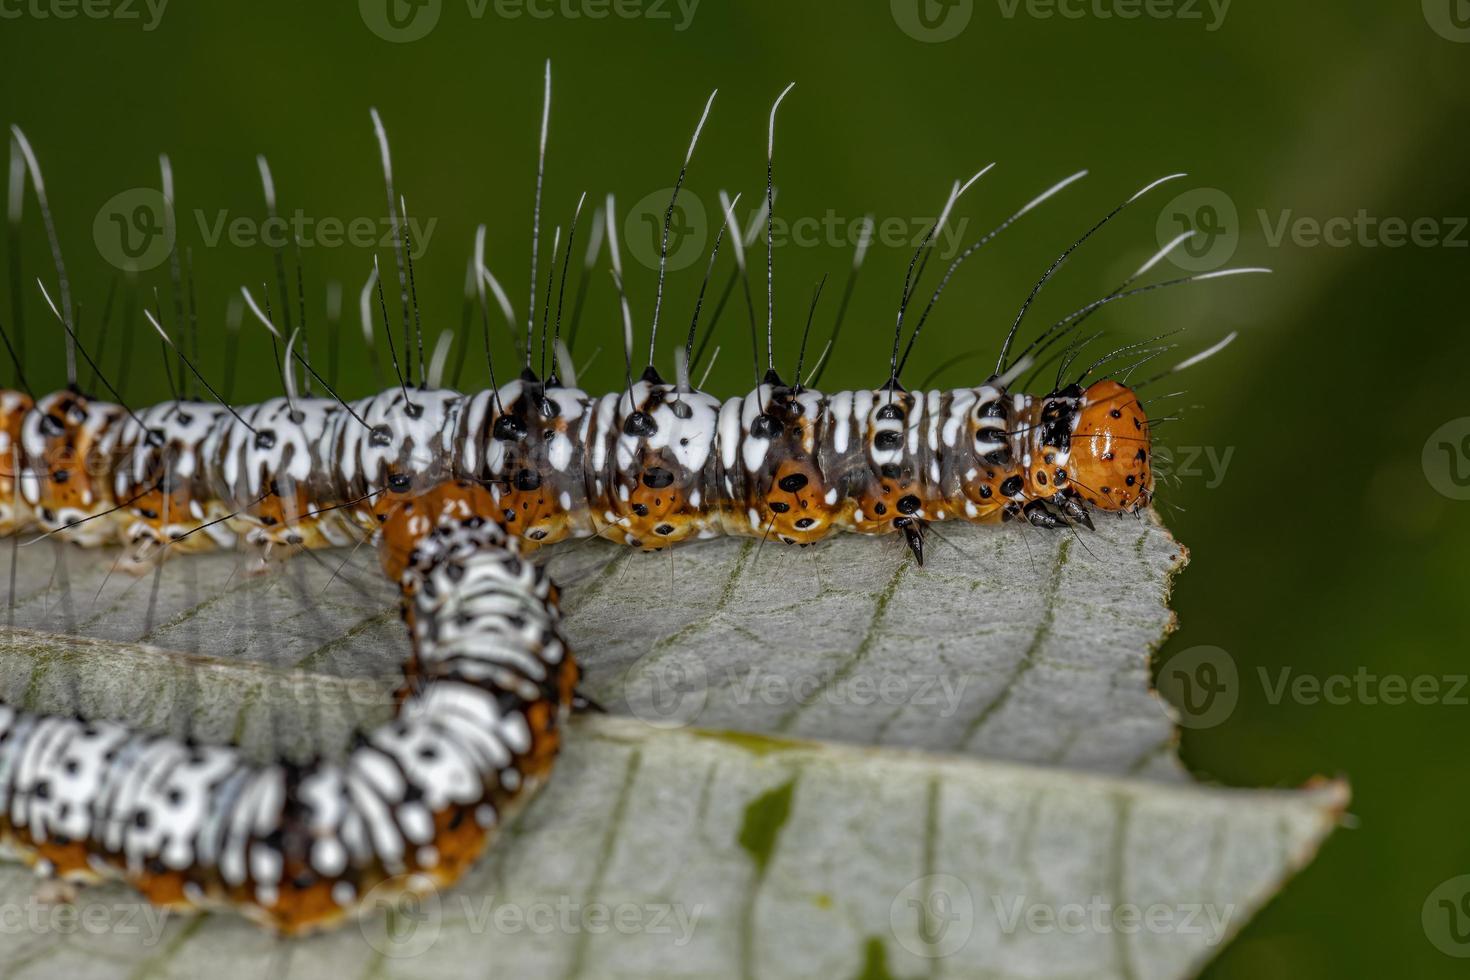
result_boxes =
[1052,491,1095,530]
[896,518,925,566]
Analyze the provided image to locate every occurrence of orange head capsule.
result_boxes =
[1066,380,1152,513]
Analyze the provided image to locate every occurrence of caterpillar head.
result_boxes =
[1065,380,1152,513]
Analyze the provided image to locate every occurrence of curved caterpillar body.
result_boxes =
[0,369,1148,932]
[0,480,576,933]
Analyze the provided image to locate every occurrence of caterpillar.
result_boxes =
[0,66,1262,934]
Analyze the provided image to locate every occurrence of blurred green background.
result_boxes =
[1,1,1467,975]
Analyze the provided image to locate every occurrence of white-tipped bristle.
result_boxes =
[357,269,379,346]
[479,266,516,328]
[956,162,996,199]
[803,339,832,388]
[142,309,172,345]
[1128,172,1187,204]
[159,154,175,205]
[767,82,796,156]
[583,203,606,267]
[426,330,453,389]
[369,108,393,183]
[604,193,623,276]
[931,162,995,240]
[1171,331,1238,373]
[674,344,691,393]
[931,179,963,242]
[9,126,45,196]
[698,344,721,390]
[718,191,747,271]
[853,214,875,268]
[282,328,301,404]
[743,192,768,247]
[995,354,1035,390]
[1194,266,1272,280]
[35,278,61,324]
[1135,231,1197,279]
[1018,169,1089,217]
[6,141,22,227]
[473,224,487,292]
[241,285,282,339]
[255,155,275,211]
[686,90,718,165]
[554,338,577,388]
[539,59,552,156]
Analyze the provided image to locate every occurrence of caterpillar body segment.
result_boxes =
[0,371,1151,571]
[0,490,576,935]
